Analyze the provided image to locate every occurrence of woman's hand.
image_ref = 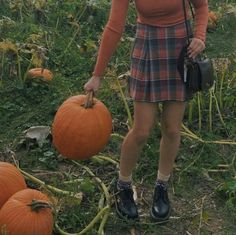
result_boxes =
[84,76,102,92]
[187,38,205,59]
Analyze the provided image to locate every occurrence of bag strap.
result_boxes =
[182,0,194,45]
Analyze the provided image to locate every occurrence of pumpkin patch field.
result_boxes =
[0,0,236,234]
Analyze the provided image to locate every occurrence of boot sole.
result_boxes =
[150,208,171,222]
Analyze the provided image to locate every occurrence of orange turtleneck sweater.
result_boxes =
[93,0,208,77]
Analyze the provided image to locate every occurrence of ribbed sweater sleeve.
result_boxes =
[190,0,208,42]
[93,0,129,77]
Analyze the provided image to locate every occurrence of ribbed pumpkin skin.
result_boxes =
[0,189,53,235]
[28,68,53,81]
[0,162,27,208]
[52,95,112,160]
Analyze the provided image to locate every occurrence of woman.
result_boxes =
[84,0,208,221]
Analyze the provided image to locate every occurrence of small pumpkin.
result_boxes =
[0,189,53,235]
[0,162,27,208]
[27,68,53,81]
[208,11,218,23]
[52,92,112,160]
[208,11,218,31]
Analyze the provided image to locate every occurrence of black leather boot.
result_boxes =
[150,183,171,221]
[114,185,139,220]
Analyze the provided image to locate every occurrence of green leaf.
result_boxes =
[79,178,95,194]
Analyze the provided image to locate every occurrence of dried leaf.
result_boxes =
[31,52,43,67]
[24,126,51,147]
[0,40,18,53]
[132,185,138,202]
[126,37,135,42]
[202,210,210,223]
[202,169,214,181]
[1,224,8,235]
[130,228,136,235]
[226,4,236,16]
[33,0,47,10]
[118,71,130,80]
[232,72,236,79]
[74,192,83,201]
[63,192,83,206]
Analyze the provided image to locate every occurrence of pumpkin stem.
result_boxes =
[83,91,94,109]
[28,199,52,212]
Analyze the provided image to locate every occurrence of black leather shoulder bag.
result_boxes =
[177,0,215,93]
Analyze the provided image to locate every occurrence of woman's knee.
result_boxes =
[131,128,151,145]
[161,124,180,140]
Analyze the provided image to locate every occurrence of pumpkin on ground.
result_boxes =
[27,68,53,81]
[0,162,27,208]
[208,11,218,23]
[208,11,218,31]
[0,189,53,235]
[52,92,112,160]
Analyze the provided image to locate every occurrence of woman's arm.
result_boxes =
[190,0,208,42]
[186,0,208,58]
[93,0,130,77]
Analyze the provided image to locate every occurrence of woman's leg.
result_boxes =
[158,101,186,178]
[151,101,186,221]
[115,101,157,220]
[119,101,157,179]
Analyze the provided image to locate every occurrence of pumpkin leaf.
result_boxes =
[79,178,95,194]
[24,126,51,147]
[80,39,97,53]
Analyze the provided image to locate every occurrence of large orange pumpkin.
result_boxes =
[0,189,53,235]
[0,162,27,208]
[52,92,112,160]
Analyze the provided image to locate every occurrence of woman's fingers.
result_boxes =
[187,38,205,58]
[84,76,102,92]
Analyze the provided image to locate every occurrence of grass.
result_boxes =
[0,0,236,234]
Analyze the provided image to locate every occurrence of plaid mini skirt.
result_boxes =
[129,21,194,102]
